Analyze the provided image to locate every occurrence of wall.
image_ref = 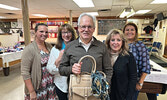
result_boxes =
[93,20,107,41]
[29,18,167,57]
[0,18,155,46]
[153,19,167,56]
[93,18,154,41]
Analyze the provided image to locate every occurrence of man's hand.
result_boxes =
[72,62,82,75]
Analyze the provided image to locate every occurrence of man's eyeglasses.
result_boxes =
[62,31,72,35]
[79,25,94,30]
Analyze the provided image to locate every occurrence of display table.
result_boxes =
[0,51,22,76]
[140,60,167,94]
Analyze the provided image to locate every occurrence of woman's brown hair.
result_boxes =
[123,22,138,42]
[55,24,77,50]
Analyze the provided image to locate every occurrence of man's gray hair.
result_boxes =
[77,13,96,27]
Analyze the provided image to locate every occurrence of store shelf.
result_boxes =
[143,41,152,44]
[138,34,153,47]
[139,21,154,47]
[138,36,154,39]
[31,20,68,38]
[141,22,154,35]
[142,23,153,25]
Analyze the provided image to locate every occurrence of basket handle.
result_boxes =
[98,71,106,78]
[78,55,96,74]
[76,55,96,83]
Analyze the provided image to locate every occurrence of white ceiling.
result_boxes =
[0,0,167,19]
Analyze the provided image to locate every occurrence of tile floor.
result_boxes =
[0,63,167,100]
[0,63,24,100]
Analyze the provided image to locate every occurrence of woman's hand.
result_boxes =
[58,50,64,59]
[55,50,64,67]
[136,83,142,91]
[136,72,147,91]
[30,91,37,100]
[24,79,37,100]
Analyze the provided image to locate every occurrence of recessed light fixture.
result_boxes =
[135,10,151,14]
[151,0,167,4]
[0,4,20,10]
[73,0,94,7]
[32,14,48,17]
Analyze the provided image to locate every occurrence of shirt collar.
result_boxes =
[61,41,66,50]
[79,37,94,45]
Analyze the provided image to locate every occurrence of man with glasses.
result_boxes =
[59,13,113,85]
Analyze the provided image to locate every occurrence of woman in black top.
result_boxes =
[105,29,137,100]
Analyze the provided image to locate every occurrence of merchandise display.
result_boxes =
[31,21,68,38]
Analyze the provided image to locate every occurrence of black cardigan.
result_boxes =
[110,52,137,100]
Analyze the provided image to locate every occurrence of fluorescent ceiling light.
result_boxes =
[0,4,20,10]
[73,0,94,7]
[0,16,6,19]
[150,0,167,4]
[127,9,135,18]
[136,10,151,14]
[120,7,135,18]
[86,12,98,16]
[120,11,129,18]
[32,14,48,17]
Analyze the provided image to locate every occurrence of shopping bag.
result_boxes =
[69,55,100,100]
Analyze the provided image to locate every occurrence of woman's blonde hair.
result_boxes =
[105,29,129,56]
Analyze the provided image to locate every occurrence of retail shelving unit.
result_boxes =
[138,22,154,47]
[31,20,68,38]
[138,35,154,47]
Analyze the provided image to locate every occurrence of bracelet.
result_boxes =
[138,82,143,87]
[30,91,35,94]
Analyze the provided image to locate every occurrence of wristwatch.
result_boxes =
[138,82,143,86]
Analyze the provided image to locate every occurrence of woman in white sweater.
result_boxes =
[47,24,77,100]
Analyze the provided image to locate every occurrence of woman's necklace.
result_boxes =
[38,44,48,53]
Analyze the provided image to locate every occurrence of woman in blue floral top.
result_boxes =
[123,23,152,100]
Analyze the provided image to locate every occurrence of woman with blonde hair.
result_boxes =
[105,29,137,100]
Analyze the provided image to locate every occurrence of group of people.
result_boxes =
[21,13,152,100]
